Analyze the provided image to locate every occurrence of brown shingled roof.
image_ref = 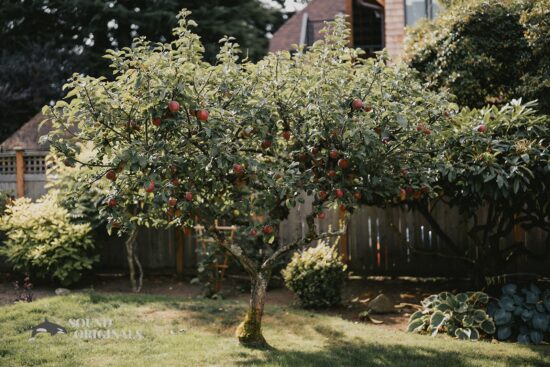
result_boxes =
[0,113,51,152]
[269,0,346,52]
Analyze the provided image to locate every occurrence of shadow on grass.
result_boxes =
[236,336,549,367]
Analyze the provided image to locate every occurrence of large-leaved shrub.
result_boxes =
[283,240,347,308]
[0,193,97,285]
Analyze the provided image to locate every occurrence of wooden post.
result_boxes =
[15,148,25,198]
[339,209,349,264]
[175,229,185,274]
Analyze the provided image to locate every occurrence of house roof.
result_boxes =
[269,0,347,52]
[0,113,51,152]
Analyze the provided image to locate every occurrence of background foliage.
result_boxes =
[404,0,549,114]
[0,0,288,141]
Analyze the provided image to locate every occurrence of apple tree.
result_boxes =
[43,11,451,347]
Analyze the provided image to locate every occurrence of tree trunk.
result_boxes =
[125,228,141,292]
[236,269,271,348]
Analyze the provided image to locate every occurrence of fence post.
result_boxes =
[176,228,185,274]
[15,147,25,198]
[339,209,349,263]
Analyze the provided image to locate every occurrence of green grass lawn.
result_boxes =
[0,292,548,367]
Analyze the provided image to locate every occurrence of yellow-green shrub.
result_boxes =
[0,192,97,285]
[282,241,347,308]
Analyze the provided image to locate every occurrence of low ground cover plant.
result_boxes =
[408,291,495,341]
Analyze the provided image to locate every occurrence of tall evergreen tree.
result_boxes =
[0,0,286,141]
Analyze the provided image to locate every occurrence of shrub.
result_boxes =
[404,0,549,114]
[282,240,347,308]
[489,283,550,344]
[0,193,97,285]
[408,291,496,340]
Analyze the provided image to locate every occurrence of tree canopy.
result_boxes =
[44,11,452,346]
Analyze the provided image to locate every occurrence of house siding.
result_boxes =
[384,0,406,60]
[269,0,406,60]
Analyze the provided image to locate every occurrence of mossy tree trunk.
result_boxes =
[236,269,271,348]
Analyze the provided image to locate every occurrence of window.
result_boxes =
[353,0,384,56]
[404,0,440,26]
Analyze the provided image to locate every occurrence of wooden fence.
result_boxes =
[95,195,549,278]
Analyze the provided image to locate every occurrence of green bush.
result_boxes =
[408,291,496,341]
[404,0,549,114]
[489,284,550,344]
[0,193,97,285]
[282,240,347,308]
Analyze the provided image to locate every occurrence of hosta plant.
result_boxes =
[408,291,496,341]
[489,283,550,345]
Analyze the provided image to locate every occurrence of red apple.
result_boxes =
[317,212,326,220]
[196,109,209,121]
[337,158,349,170]
[339,204,346,212]
[318,190,328,200]
[282,130,291,141]
[382,137,390,145]
[146,181,155,193]
[374,127,381,135]
[354,191,362,201]
[233,163,244,175]
[168,101,180,113]
[63,158,74,167]
[171,178,180,186]
[416,123,425,132]
[152,117,161,127]
[352,98,363,110]
[363,106,372,113]
[106,170,117,181]
[250,228,257,237]
[262,225,273,235]
[335,188,344,198]
[327,170,336,178]
[168,197,177,207]
[128,120,139,130]
[329,149,339,159]
[107,198,117,208]
[185,192,193,201]
[298,152,308,162]
[476,124,487,133]
[423,128,432,135]
[261,140,272,149]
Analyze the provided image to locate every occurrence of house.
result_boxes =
[269,0,439,60]
[0,113,50,199]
